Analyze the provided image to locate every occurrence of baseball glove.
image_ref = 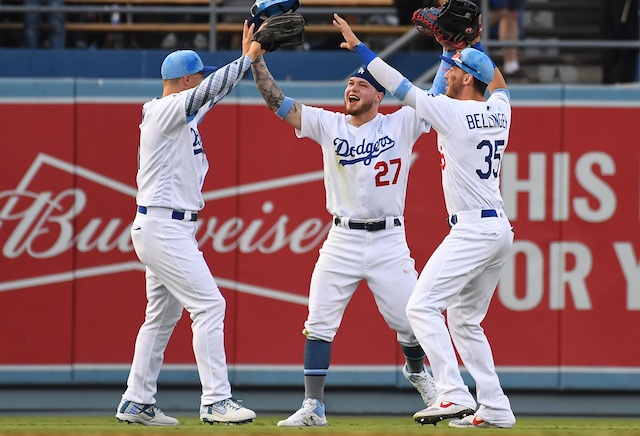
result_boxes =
[253,12,305,52]
[412,0,481,51]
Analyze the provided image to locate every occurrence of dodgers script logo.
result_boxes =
[333,136,395,166]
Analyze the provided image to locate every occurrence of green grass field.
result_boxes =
[0,416,639,435]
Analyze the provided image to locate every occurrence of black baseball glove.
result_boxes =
[253,12,306,52]
[412,0,481,51]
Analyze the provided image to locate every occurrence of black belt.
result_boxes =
[334,217,401,232]
[138,205,199,222]
[449,209,497,226]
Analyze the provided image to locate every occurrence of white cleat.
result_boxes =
[115,399,179,426]
[413,401,475,426]
[449,414,514,428]
[402,364,438,407]
[277,398,328,427]
[200,398,256,425]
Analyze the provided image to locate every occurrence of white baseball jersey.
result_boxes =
[125,55,253,408]
[407,87,516,426]
[414,91,510,216]
[362,53,516,425]
[136,93,212,212]
[296,105,430,219]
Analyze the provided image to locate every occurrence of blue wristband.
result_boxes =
[393,78,413,101]
[354,42,377,66]
[275,96,294,120]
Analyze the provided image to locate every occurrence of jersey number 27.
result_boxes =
[374,158,401,187]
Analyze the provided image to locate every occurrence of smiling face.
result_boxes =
[343,77,382,117]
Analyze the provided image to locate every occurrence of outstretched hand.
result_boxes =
[242,20,256,55]
[332,13,361,50]
[242,20,266,61]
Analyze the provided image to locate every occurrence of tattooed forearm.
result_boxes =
[251,55,302,127]
[290,100,301,116]
[251,55,286,112]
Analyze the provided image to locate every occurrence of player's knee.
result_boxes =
[143,314,180,332]
[405,301,421,325]
[189,296,226,321]
[449,317,482,339]
[406,296,440,321]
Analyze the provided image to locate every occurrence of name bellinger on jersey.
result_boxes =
[465,112,508,129]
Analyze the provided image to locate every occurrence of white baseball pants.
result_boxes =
[304,222,419,346]
[123,212,231,406]
[406,210,516,427]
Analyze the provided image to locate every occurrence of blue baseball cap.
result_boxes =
[350,66,386,94]
[161,50,217,80]
[440,47,494,85]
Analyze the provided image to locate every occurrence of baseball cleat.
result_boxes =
[200,398,256,425]
[449,414,513,428]
[115,399,178,426]
[277,398,328,427]
[412,401,475,426]
[402,364,438,407]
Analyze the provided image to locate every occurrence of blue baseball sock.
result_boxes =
[303,338,331,402]
[401,344,426,373]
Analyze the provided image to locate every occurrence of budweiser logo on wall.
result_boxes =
[0,153,333,304]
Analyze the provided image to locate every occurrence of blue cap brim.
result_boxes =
[439,54,475,77]
[439,54,491,85]
[439,55,456,68]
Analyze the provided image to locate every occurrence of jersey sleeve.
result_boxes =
[295,105,339,144]
[486,90,512,122]
[146,94,189,138]
[490,88,511,105]
[387,106,431,143]
[183,54,252,120]
[414,93,460,136]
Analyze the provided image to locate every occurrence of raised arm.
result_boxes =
[488,66,508,94]
[332,13,421,108]
[334,13,506,102]
[251,55,302,130]
[184,21,265,116]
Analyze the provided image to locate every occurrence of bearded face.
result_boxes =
[344,77,381,116]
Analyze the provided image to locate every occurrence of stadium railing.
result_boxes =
[0,0,409,51]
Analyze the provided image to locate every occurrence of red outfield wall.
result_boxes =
[0,82,639,389]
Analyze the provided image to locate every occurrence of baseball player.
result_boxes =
[115,22,265,427]
[334,13,517,429]
[248,38,461,426]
